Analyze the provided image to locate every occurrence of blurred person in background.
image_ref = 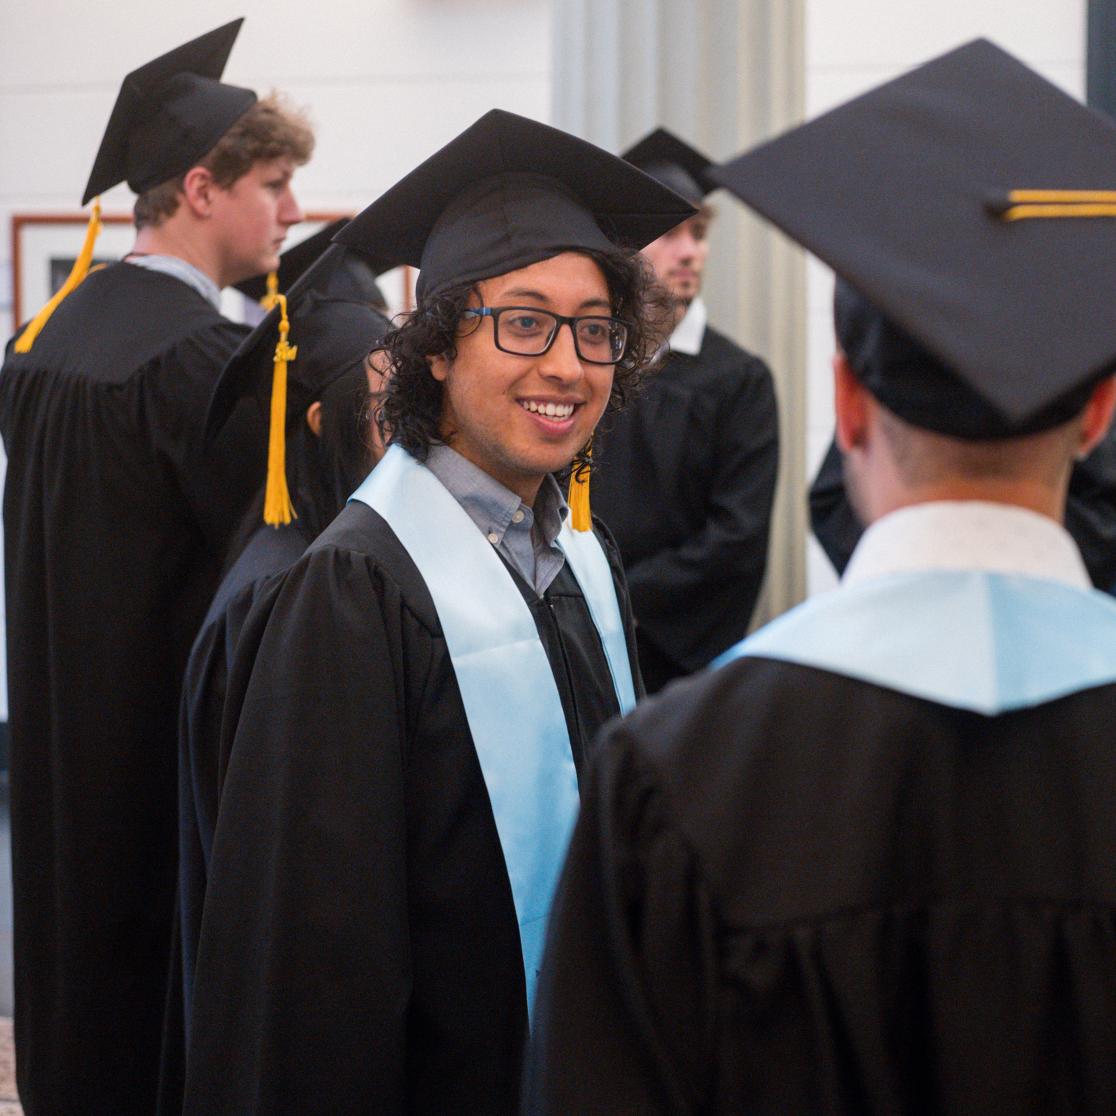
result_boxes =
[592,128,779,692]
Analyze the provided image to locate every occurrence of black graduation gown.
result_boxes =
[0,263,261,1116]
[593,326,778,690]
[810,434,1116,589]
[182,500,642,1116]
[178,521,308,1030]
[527,661,1116,1115]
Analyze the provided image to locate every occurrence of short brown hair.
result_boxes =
[877,401,1081,488]
[134,93,314,229]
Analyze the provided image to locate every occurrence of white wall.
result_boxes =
[803,0,1087,594]
[0,0,553,720]
[1,0,552,323]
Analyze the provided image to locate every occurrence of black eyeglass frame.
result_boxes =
[461,305,630,365]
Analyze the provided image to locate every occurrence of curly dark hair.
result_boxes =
[379,247,672,475]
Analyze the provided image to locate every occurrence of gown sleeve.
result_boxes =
[178,561,285,1020]
[525,721,719,1116]
[181,543,432,1115]
[176,602,231,1018]
[624,355,779,671]
[145,321,264,559]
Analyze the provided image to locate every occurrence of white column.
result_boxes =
[551,0,809,619]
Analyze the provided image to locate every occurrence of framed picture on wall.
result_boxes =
[11,212,414,334]
[12,213,137,333]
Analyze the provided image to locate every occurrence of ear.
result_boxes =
[833,350,870,454]
[180,165,217,219]
[428,352,450,383]
[1078,374,1116,459]
[305,401,323,437]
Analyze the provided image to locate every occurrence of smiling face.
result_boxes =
[209,155,304,287]
[429,251,615,504]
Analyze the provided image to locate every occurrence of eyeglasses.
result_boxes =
[462,306,630,365]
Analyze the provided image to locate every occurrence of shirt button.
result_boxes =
[487,532,500,545]
[512,510,525,524]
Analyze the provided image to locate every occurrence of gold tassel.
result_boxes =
[1008,189,1116,203]
[263,294,298,526]
[567,445,592,532]
[990,189,1116,221]
[15,198,103,353]
[259,270,280,310]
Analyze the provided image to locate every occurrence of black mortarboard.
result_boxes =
[334,109,696,301]
[83,19,256,204]
[622,127,717,204]
[208,243,391,441]
[711,38,1116,439]
[209,242,392,525]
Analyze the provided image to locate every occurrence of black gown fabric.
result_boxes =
[182,500,641,1116]
[810,434,1116,589]
[0,263,261,1116]
[178,521,308,1027]
[593,326,778,690]
[527,659,1116,1115]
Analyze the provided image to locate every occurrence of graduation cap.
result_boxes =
[208,242,392,525]
[16,20,255,355]
[710,38,1116,439]
[622,127,717,204]
[83,19,255,204]
[334,109,695,303]
[334,108,695,527]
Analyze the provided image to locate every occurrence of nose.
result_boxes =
[280,186,304,227]
[538,320,585,383]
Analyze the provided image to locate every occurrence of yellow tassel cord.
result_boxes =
[263,294,298,526]
[259,270,280,310]
[1008,190,1116,203]
[567,447,592,532]
[15,199,103,353]
[996,189,1116,221]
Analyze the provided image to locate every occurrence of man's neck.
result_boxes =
[865,481,1068,528]
[132,224,222,288]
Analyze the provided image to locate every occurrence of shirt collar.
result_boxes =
[423,444,568,546]
[843,500,1091,591]
[126,254,223,310]
[668,296,707,356]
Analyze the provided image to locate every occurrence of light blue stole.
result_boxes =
[714,569,1116,714]
[351,445,635,1017]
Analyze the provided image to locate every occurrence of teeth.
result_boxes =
[521,400,575,419]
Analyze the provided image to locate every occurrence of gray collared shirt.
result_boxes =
[126,254,223,310]
[424,444,569,596]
